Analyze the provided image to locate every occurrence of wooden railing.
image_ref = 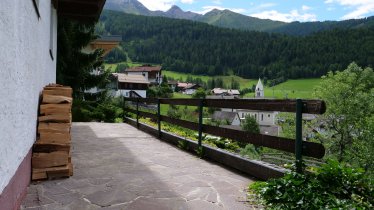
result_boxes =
[124,97,326,173]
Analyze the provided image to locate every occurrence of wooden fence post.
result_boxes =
[123,97,126,122]
[295,99,303,173]
[157,98,161,138]
[136,98,139,128]
[198,99,204,147]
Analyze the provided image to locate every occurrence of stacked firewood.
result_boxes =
[32,84,73,181]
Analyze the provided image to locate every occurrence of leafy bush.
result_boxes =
[192,87,206,99]
[249,160,374,209]
[72,96,124,123]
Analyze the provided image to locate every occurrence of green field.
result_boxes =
[104,62,143,72]
[163,70,257,89]
[104,62,321,99]
[165,71,321,99]
[245,79,321,99]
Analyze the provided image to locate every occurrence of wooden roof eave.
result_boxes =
[57,0,106,22]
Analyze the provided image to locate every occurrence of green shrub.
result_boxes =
[72,97,124,122]
[249,160,373,209]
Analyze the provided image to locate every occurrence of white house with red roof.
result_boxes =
[124,65,162,85]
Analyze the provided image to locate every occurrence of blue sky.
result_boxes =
[137,0,374,22]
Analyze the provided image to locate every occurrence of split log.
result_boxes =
[38,132,71,144]
[38,123,71,134]
[42,94,72,104]
[46,165,70,179]
[32,165,71,180]
[40,104,71,116]
[33,142,70,153]
[68,163,73,176]
[42,88,72,98]
[38,114,71,123]
[32,151,69,168]
[32,170,47,180]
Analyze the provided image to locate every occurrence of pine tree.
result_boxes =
[56,18,104,99]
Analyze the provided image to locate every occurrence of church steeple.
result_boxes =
[255,78,264,98]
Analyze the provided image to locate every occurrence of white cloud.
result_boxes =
[245,2,276,13]
[302,5,311,11]
[324,0,374,19]
[251,9,317,22]
[212,0,222,5]
[138,0,176,11]
[257,3,277,9]
[194,6,247,14]
[181,0,194,4]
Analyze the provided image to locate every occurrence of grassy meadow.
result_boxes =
[163,70,257,89]
[104,62,321,99]
[262,79,321,99]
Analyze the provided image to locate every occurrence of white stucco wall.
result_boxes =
[127,71,149,80]
[109,90,147,98]
[0,0,57,193]
[232,115,241,126]
[238,110,277,126]
[222,108,278,126]
[183,89,197,95]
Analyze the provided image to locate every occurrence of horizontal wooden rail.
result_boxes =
[124,108,157,120]
[124,106,325,158]
[125,98,326,114]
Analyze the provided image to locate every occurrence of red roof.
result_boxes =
[125,65,162,72]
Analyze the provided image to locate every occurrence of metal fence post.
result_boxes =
[136,98,139,128]
[198,99,204,147]
[295,99,303,173]
[157,98,161,138]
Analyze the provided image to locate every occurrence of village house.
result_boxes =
[176,82,192,91]
[124,65,162,85]
[0,1,106,209]
[211,111,241,126]
[181,83,202,95]
[167,80,178,92]
[220,79,279,135]
[109,73,150,98]
[211,88,240,96]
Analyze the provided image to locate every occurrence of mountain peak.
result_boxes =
[168,5,182,12]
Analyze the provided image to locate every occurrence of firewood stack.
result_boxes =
[32,84,73,181]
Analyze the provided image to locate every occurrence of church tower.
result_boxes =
[255,78,264,98]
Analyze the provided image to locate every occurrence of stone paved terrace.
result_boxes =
[21,122,259,210]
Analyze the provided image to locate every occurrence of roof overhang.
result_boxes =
[90,36,122,56]
[56,0,106,22]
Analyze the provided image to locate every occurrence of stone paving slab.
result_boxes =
[21,122,260,210]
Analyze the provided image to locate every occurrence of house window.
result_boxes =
[242,113,244,118]
[32,0,41,19]
[268,114,271,117]
[255,114,257,119]
[125,92,129,97]
[261,114,264,121]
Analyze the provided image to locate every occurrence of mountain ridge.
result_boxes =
[103,0,374,35]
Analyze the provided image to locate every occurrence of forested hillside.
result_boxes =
[99,10,374,80]
[268,16,374,36]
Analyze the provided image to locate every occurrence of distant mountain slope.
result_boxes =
[104,0,151,15]
[99,10,374,80]
[197,9,285,32]
[162,5,202,20]
[269,16,374,36]
[103,0,374,35]
[103,0,284,31]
